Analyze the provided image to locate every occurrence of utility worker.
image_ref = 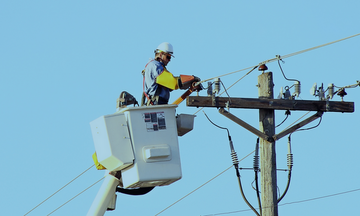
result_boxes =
[142,42,200,105]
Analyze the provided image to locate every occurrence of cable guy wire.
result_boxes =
[24,164,95,216]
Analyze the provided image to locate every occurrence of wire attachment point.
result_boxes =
[276,54,285,63]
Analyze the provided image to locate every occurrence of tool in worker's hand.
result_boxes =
[172,82,203,105]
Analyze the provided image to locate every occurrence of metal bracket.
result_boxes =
[273,111,323,141]
[326,100,330,111]
[212,94,218,107]
[225,101,230,111]
[219,108,269,141]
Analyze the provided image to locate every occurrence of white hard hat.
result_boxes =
[155,42,174,57]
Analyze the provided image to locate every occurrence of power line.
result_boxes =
[198,33,360,85]
[279,111,311,132]
[193,66,258,115]
[155,150,256,216]
[275,33,360,61]
[202,188,360,216]
[47,176,105,215]
[193,33,360,115]
[24,164,95,216]
[279,188,360,206]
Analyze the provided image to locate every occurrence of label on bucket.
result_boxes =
[143,112,166,132]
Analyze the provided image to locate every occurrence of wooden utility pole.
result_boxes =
[186,70,354,216]
[258,72,277,215]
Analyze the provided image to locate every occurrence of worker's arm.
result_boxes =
[156,69,200,90]
[155,70,179,90]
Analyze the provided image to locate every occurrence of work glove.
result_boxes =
[191,76,202,92]
[177,75,201,90]
[193,76,201,82]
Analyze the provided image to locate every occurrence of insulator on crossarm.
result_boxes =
[213,78,220,95]
[327,83,334,99]
[293,81,301,98]
[207,82,213,96]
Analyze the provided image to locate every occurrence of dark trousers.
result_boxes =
[152,96,168,105]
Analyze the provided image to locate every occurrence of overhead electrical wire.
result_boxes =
[202,187,360,216]
[253,138,261,215]
[279,111,311,133]
[193,33,360,116]
[280,112,322,137]
[276,110,291,128]
[24,164,95,216]
[47,176,105,215]
[263,33,360,65]
[193,66,258,115]
[155,150,256,216]
[197,33,360,86]
[277,59,300,83]
[276,112,322,204]
[203,111,260,216]
[275,114,322,205]
[295,116,322,132]
[220,80,232,104]
[203,111,231,134]
[186,33,360,216]
[334,81,360,89]
[277,136,293,203]
[198,65,259,85]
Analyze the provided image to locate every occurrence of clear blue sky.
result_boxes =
[1,1,359,215]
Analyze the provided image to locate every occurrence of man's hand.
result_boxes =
[178,75,201,90]
[193,76,201,82]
